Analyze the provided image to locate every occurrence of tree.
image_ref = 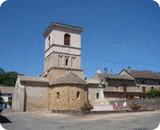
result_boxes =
[1,71,18,86]
[0,68,22,86]
[146,89,160,98]
[0,91,4,103]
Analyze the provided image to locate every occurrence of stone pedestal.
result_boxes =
[92,88,113,111]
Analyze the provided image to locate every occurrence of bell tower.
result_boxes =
[40,22,85,84]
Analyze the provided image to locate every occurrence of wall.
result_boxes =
[48,85,88,110]
[136,78,160,85]
[110,98,160,110]
[12,78,25,112]
[88,86,101,105]
[25,84,49,111]
[48,68,85,85]
[45,53,81,71]
[107,79,136,87]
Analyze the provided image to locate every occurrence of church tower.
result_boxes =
[40,22,85,84]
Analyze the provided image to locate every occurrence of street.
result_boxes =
[1,109,160,130]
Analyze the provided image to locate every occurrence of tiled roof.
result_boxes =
[94,73,134,80]
[105,74,134,80]
[53,72,87,85]
[18,75,48,83]
[0,86,14,94]
[125,70,160,80]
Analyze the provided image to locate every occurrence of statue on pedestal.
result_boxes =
[92,78,113,111]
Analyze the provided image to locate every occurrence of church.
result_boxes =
[12,22,88,112]
[12,22,160,112]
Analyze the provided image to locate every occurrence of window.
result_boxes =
[142,87,146,92]
[142,81,145,84]
[122,84,127,92]
[64,34,70,46]
[96,93,99,99]
[56,92,60,99]
[77,91,80,99]
[65,58,68,66]
[48,36,50,46]
[123,86,127,92]
[115,86,119,90]
[151,87,154,90]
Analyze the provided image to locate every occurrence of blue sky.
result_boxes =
[0,0,160,78]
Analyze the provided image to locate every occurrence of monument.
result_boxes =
[92,78,113,111]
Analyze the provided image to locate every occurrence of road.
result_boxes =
[1,109,160,130]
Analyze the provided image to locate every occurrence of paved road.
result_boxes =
[1,109,160,130]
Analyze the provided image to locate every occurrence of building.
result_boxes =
[12,22,88,112]
[0,86,14,108]
[119,68,160,93]
[87,69,145,105]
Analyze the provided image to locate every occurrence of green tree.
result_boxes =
[146,89,160,98]
[0,68,22,86]
[1,71,18,86]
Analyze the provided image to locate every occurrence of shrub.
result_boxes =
[80,101,93,111]
[146,89,160,98]
[130,103,141,110]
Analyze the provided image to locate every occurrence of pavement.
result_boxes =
[1,109,160,130]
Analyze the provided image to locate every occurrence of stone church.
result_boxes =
[12,22,88,112]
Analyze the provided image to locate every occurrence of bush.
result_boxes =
[146,89,160,98]
[130,103,141,110]
[81,101,93,111]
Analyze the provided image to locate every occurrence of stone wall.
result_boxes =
[48,68,85,84]
[110,98,160,110]
[48,85,88,110]
[25,85,49,111]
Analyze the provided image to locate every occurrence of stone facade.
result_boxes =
[48,85,88,110]
[25,85,49,111]
[48,68,84,85]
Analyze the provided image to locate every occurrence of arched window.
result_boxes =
[56,92,60,99]
[96,93,99,99]
[77,91,80,99]
[48,36,50,46]
[66,58,68,66]
[64,34,70,46]
[151,87,154,90]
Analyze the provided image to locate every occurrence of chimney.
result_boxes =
[128,66,131,73]
[97,69,101,74]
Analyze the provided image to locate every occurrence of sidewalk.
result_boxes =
[24,109,160,120]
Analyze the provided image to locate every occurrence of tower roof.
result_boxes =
[43,22,84,37]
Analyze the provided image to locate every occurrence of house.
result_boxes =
[119,68,160,93]
[87,69,145,105]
